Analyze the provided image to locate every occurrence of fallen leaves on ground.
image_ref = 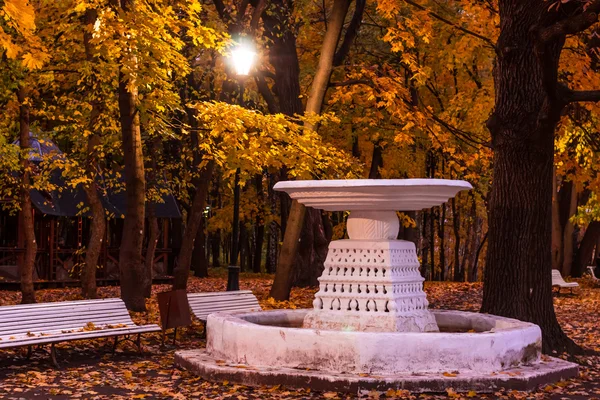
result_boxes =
[0,273,598,399]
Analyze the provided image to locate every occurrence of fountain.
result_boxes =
[176,179,578,393]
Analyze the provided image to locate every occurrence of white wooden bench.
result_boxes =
[187,290,261,331]
[551,269,579,294]
[0,298,161,367]
[587,266,599,284]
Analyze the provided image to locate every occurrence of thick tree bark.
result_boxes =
[17,87,36,304]
[481,1,580,353]
[118,72,147,311]
[173,160,214,289]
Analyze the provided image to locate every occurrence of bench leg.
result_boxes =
[173,327,177,346]
[136,334,142,355]
[50,344,59,368]
[26,345,32,360]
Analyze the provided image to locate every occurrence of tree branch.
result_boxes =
[328,79,373,87]
[402,0,496,49]
[564,88,600,103]
[540,0,600,43]
[255,75,280,114]
[333,0,366,66]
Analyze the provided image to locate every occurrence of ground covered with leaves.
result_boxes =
[0,272,599,399]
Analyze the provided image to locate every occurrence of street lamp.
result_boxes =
[226,39,256,291]
[230,42,256,77]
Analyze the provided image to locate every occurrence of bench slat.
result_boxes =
[0,325,161,348]
[187,290,253,299]
[0,308,132,325]
[0,319,136,336]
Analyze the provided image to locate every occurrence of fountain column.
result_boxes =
[304,210,438,332]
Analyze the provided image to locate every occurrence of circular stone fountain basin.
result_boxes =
[205,309,541,375]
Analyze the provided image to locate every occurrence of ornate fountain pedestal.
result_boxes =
[175,179,579,394]
[305,211,437,333]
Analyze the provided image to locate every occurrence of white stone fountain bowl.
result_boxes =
[206,309,541,375]
[273,179,473,211]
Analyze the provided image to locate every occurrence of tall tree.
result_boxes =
[117,0,148,311]
[270,0,357,300]
[480,0,600,353]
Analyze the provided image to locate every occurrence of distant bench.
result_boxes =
[187,290,261,329]
[0,298,161,367]
[552,269,579,294]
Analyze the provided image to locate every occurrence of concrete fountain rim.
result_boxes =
[205,308,541,335]
[175,309,579,393]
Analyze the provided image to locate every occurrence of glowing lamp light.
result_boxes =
[230,42,256,76]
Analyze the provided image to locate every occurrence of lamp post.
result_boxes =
[227,40,256,291]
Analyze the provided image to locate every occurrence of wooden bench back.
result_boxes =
[0,298,135,338]
[187,290,261,321]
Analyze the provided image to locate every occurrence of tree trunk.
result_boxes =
[573,221,600,277]
[470,231,486,282]
[17,87,36,304]
[270,200,306,299]
[82,185,105,299]
[253,174,265,273]
[421,210,430,279]
[481,1,578,353]
[80,8,104,300]
[118,72,146,310]
[211,230,221,268]
[191,215,209,278]
[117,0,147,311]
[452,197,463,282]
[144,209,159,298]
[368,142,383,179]
[293,209,329,287]
[561,184,578,276]
[551,170,563,270]
[439,204,446,281]
[173,160,214,289]
[270,0,352,300]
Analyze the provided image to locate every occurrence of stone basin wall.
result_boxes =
[206,309,542,375]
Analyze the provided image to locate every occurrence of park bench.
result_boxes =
[187,290,261,330]
[0,298,161,367]
[551,269,579,294]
